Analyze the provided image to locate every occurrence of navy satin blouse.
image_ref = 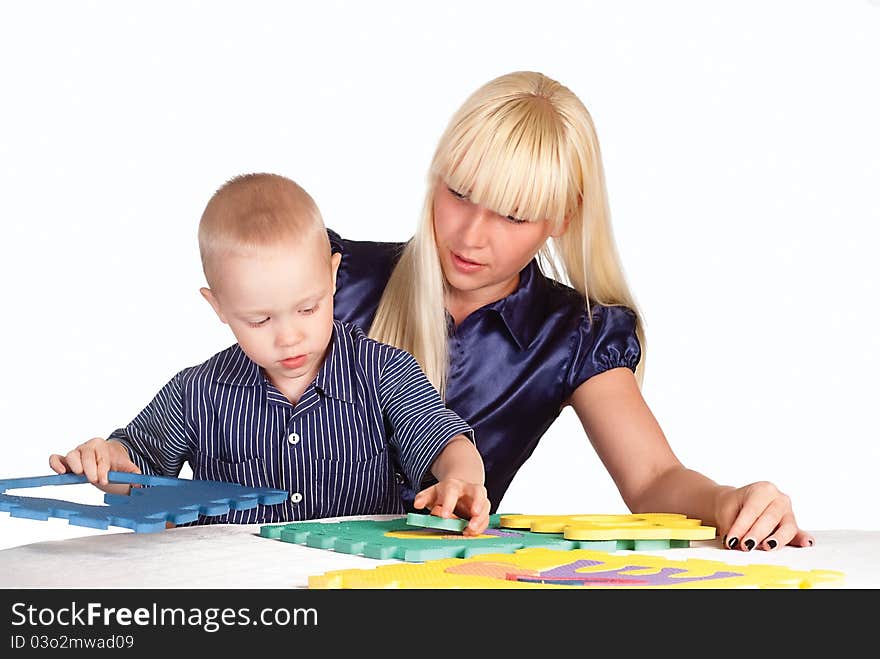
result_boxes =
[328,229,642,512]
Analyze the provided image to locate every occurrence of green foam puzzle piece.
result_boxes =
[261,512,699,562]
[406,512,468,532]
[260,513,583,562]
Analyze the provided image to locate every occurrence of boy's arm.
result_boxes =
[427,435,485,485]
[378,349,490,533]
[377,350,476,494]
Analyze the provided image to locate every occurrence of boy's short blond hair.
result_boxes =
[198,173,330,288]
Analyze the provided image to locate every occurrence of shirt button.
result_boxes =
[290,492,303,504]
[287,432,300,445]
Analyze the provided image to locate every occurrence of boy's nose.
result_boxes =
[276,322,305,348]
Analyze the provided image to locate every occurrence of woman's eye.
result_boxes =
[247,318,270,328]
[448,186,468,201]
[506,214,528,225]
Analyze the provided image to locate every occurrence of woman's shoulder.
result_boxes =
[534,267,637,327]
[327,228,407,267]
[327,228,408,330]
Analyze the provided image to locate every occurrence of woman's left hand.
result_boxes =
[714,481,814,551]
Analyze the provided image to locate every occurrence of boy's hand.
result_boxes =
[49,438,141,495]
[714,481,815,551]
[413,478,490,536]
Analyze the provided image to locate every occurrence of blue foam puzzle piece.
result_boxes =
[0,471,289,533]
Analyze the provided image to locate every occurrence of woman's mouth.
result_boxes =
[451,251,486,274]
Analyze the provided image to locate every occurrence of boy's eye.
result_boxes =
[299,305,317,315]
[247,318,270,328]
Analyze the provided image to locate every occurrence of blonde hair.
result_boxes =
[198,173,328,288]
[369,71,646,396]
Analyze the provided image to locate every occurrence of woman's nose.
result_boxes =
[460,206,492,247]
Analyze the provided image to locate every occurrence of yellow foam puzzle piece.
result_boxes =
[308,547,845,589]
[500,513,717,541]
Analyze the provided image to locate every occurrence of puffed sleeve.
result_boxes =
[562,304,642,399]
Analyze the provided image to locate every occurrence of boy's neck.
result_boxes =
[265,347,330,407]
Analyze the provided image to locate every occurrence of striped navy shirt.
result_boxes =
[109,320,473,524]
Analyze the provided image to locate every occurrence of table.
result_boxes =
[1,517,876,589]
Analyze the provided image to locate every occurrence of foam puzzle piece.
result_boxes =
[406,512,468,533]
[260,511,714,561]
[500,513,716,550]
[260,513,583,562]
[0,471,289,533]
[308,547,846,589]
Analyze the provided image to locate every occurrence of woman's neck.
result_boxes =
[445,273,520,327]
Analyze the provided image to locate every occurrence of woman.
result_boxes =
[329,70,811,551]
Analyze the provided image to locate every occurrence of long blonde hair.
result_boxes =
[370,71,645,397]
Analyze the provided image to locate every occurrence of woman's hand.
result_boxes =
[714,481,814,551]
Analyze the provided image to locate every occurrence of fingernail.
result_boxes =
[722,534,727,545]
[768,539,777,549]
[728,537,739,549]
[744,539,755,551]
[808,539,814,546]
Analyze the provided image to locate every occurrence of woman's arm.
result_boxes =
[567,367,813,549]
[567,367,722,523]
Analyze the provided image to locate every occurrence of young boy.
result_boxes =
[49,173,490,534]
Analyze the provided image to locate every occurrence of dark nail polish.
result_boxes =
[768,539,777,549]
[809,539,814,546]
[744,538,755,551]
[722,534,727,545]
[728,537,739,549]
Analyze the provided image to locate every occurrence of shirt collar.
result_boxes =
[212,320,355,404]
[312,320,355,404]
[488,259,549,351]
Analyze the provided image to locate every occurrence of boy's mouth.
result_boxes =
[280,355,307,369]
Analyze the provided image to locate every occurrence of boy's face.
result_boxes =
[201,242,342,393]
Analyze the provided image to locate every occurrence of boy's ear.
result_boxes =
[330,251,342,293]
[200,287,228,324]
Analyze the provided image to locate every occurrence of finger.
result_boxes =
[724,482,779,550]
[737,497,790,551]
[412,486,437,512]
[433,488,461,519]
[465,501,490,536]
[95,451,111,486]
[79,447,101,485]
[759,515,797,551]
[791,528,815,548]
[48,454,69,474]
[62,450,85,477]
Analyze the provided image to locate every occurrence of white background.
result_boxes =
[0,1,877,551]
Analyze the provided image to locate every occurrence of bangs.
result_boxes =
[432,98,579,226]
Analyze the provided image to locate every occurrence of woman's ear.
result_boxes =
[550,215,573,238]
[200,287,228,324]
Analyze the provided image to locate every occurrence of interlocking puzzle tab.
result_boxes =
[0,471,289,533]
[259,512,715,562]
[309,547,846,589]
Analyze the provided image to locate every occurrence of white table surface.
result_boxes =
[1,517,876,589]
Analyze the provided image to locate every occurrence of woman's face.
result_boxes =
[432,178,561,300]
